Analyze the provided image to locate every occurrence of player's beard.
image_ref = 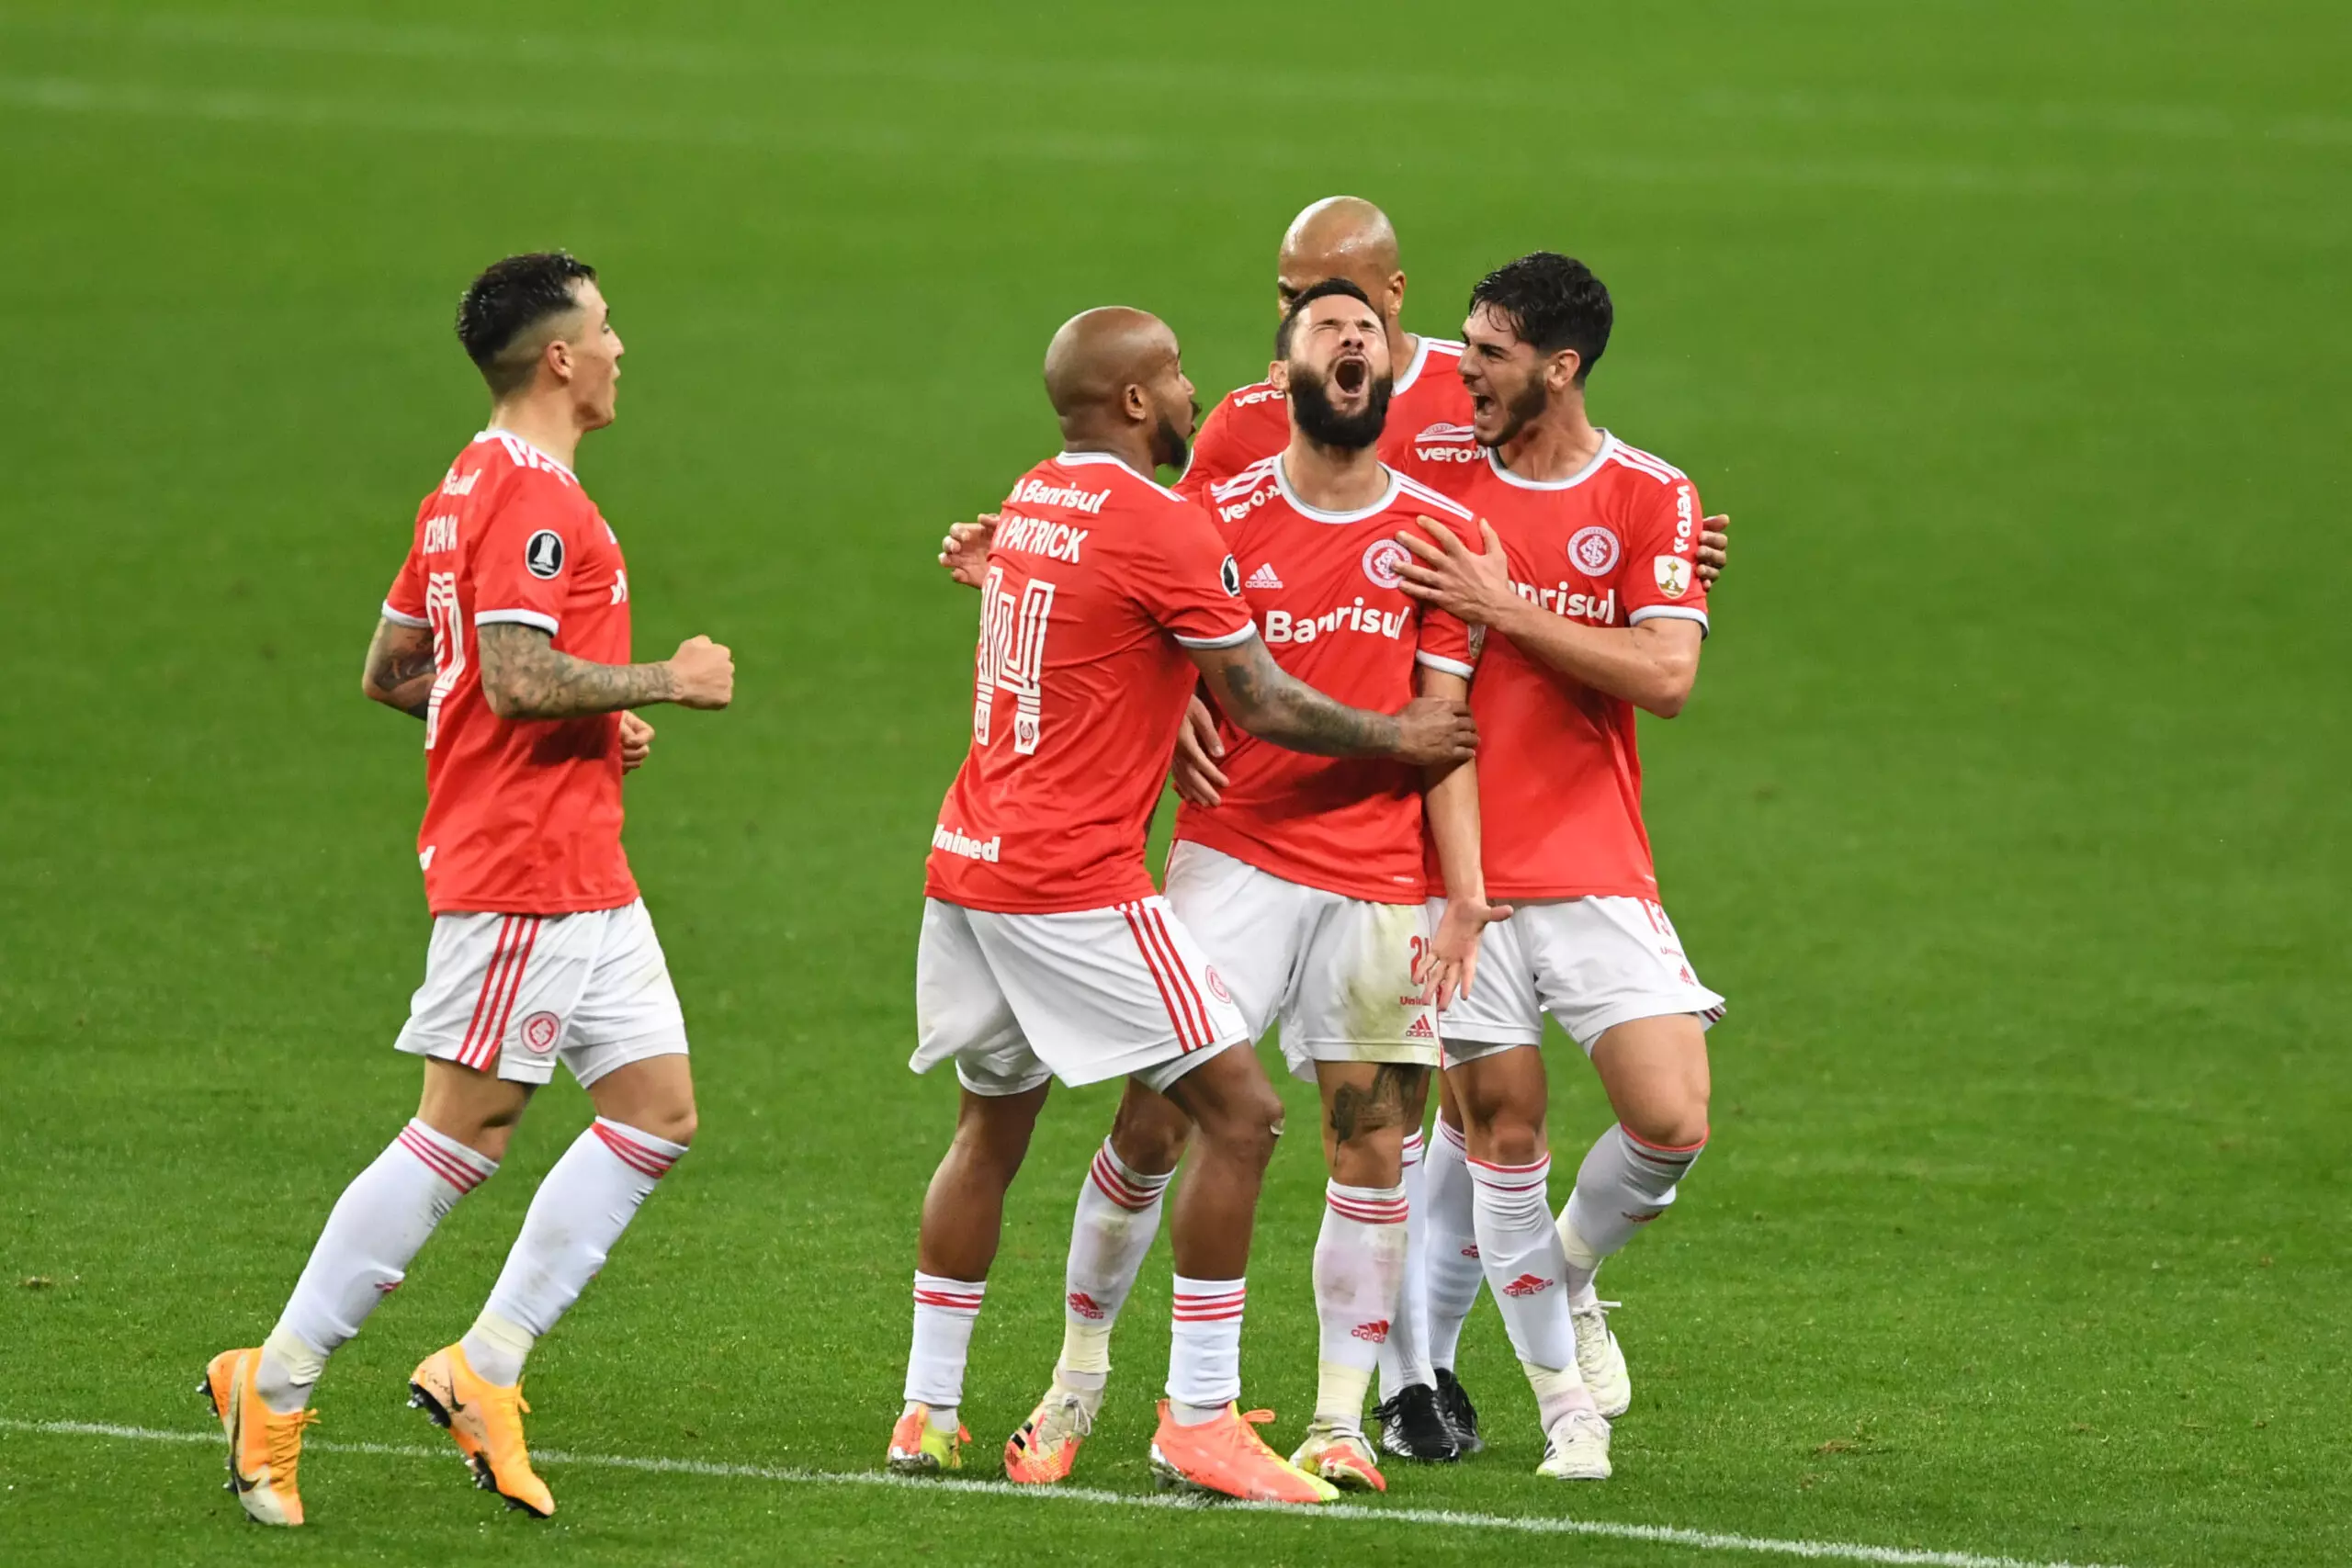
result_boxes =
[1482,373,1549,448]
[1288,363,1392,451]
[1152,412,1189,474]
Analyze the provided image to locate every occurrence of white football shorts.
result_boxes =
[1163,840,1439,1083]
[911,895,1249,1098]
[1434,895,1725,1062]
[394,898,688,1088]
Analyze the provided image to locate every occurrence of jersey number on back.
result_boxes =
[423,570,465,750]
[973,564,1054,756]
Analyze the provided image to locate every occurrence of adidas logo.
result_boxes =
[1244,562,1283,590]
[1501,1272,1555,1298]
[1351,1319,1391,1343]
[1460,1246,1480,1258]
[1067,1291,1106,1321]
[1404,1014,1435,1040]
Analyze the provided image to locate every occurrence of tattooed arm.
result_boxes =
[476,623,735,721]
[360,618,436,719]
[1185,634,1476,764]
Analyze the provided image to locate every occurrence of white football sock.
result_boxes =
[1315,1180,1408,1429]
[1560,1122,1710,1294]
[1420,1115,1485,1372]
[904,1272,986,1431]
[1470,1152,1580,1374]
[259,1118,495,1413]
[1057,1138,1170,1399]
[1168,1275,1246,1421]
[475,1117,685,1383]
[1377,1127,1434,1401]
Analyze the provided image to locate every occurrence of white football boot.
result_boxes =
[1535,1407,1613,1481]
[1569,1295,1631,1418]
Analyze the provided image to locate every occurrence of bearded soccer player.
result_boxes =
[200,254,735,1527]
[892,305,1476,1504]
[1389,251,1724,1482]
[942,282,1498,1492]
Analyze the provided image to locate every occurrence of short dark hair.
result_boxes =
[455,252,598,396]
[1469,252,1611,384]
[1274,276,1374,359]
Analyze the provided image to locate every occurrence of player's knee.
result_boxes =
[1328,1126,1404,1190]
[1624,1085,1709,1153]
[1110,1095,1193,1176]
[639,1100,697,1147]
[1479,1113,1548,1168]
[1203,1085,1284,1170]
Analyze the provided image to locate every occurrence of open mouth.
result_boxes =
[1331,353,1369,397]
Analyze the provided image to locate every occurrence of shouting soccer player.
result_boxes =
[1391,252,1725,1482]
[201,253,735,1526]
[893,305,1477,1504]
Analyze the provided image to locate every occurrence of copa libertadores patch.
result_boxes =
[525,529,565,579]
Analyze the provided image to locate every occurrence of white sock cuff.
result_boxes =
[1089,1139,1172,1211]
[1171,1276,1246,1322]
[1623,1122,1710,1168]
[1324,1180,1409,1224]
[1468,1152,1552,1193]
[1401,1128,1426,1166]
[588,1117,685,1179]
[912,1272,987,1318]
[397,1119,497,1193]
[1434,1117,1469,1156]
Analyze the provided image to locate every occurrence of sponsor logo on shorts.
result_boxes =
[525,529,565,579]
[520,1011,560,1055]
[932,825,1002,863]
[1362,537,1411,589]
[1501,1272,1555,1297]
[1067,1291,1107,1320]
[1404,1014,1436,1040]
[1204,967,1232,1003]
[1351,1319,1391,1343]
[1655,555,1691,600]
[1567,525,1620,576]
[1460,1245,1481,1258]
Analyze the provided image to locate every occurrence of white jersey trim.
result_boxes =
[1415,650,1476,678]
[1393,472,1476,523]
[1056,449,1186,504]
[1270,455,1404,525]
[1174,624,1260,650]
[476,608,560,635]
[480,427,578,482]
[1392,335,1462,397]
[1606,441,1688,485]
[1487,431,1616,492]
[380,602,429,628]
[1628,604,1710,638]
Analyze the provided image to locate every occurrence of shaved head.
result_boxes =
[1275,195,1407,333]
[1041,306,1198,469]
[1279,195,1400,281]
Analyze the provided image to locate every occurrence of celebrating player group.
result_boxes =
[198,195,1728,1527]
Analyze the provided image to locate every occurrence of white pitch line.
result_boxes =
[1,1416,2133,1568]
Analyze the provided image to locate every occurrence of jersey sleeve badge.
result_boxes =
[1654,555,1691,600]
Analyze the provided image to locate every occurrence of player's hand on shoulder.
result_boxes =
[1697,513,1730,586]
[1169,695,1227,807]
[1395,517,1517,626]
[939,514,1000,589]
[1389,694,1477,766]
[667,635,734,710]
[619,711,656,773]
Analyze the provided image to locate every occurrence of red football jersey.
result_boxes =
[1175,457,1480,903]
[1393,430,1711,902]
[927,451,1256,914]
[1175,334,1476,505]
[382,430,639,917]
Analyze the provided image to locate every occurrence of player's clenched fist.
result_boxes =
[666,635,734,709]
[1389,694,1477,765]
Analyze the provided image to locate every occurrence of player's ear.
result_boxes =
[1549,347,1582,392]
[1386,269,1407,318]
[1268,358,1291,394]
[545,335,574,386]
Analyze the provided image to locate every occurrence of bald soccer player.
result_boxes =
[889,307,1477,1505]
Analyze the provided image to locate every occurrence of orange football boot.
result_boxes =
[1290,1420,1388,1492]
[1003,1386,1093,1484]
[200,1347,316,1527]
[887,1404,971,1473]
[408,1344,555,1517]
[1148,1402,1340,1504]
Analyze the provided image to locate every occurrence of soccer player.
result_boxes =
[1390,251,1725,1482]
[893,304,1477,1505]
[201,253,735,1527]
[943,281,1500,1493]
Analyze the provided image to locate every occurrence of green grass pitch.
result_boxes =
[3,3,2346,1564]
